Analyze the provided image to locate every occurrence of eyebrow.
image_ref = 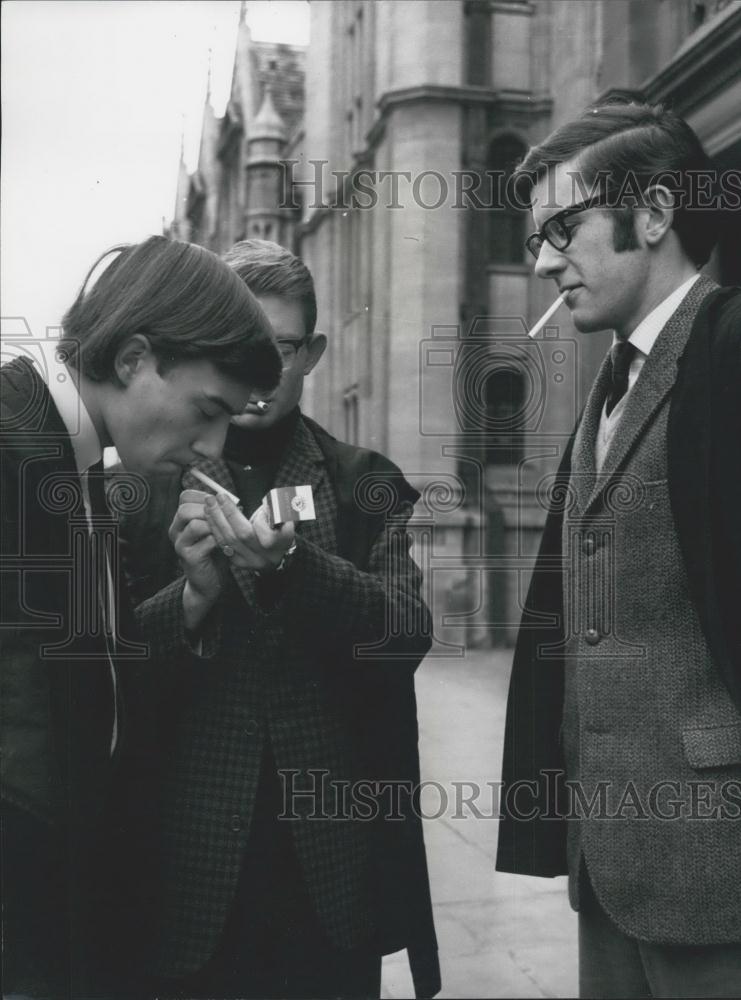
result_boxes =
[538,203,577,227]
[538,191,608,227]
[200,393,243,416]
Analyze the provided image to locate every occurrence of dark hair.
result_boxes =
[513,102,720,267]
[60,235,282,391]
[222,240,318,338]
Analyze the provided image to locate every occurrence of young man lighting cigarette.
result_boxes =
[1,236,280,998]
[120,241,440,1000]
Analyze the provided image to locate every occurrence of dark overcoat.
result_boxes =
[0,357,176,994]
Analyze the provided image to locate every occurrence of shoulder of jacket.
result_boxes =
[693,284,741,334]
[302,414,419,508]
[1,360,56,439]
[302,414,403,476]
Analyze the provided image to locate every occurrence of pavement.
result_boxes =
[380,649,578,1000]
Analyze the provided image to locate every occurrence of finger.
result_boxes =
[179,489,210,505]
[203,496,234,551]
[169,507,209,541]
[251,505,295,551]
[178,533,222,566]
[178,502,208,522]
[172,500,207,524]
[205,494,254,546]
[213,493,253,537]
[173,519,214,553]
[252,500,294,540]
[174,533,218,561]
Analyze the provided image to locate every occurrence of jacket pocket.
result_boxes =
[682,722,741,769]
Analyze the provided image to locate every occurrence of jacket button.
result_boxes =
[582,537,597,556]
[230,814,242,832]
[585,628,600,645]
[246,720,258,736]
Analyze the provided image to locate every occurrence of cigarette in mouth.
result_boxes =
[190,468,241,506]
[527,294,566,339]
[256,400,270,412]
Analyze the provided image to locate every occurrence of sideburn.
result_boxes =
[611,208,640,253]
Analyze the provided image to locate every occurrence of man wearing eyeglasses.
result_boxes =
[496,103,741,997]
[118,240,440,999]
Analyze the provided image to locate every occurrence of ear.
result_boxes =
[642,185,675,248]
[303,333,327,375]
[113,334,154,386]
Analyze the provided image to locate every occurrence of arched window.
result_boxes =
[488,134,528,265]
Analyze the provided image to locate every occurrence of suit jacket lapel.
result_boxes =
[274,418,334,551]
[571,353,611,511]
[582,275,717,514]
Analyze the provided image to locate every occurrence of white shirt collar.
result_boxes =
[37,341,102,475]
[615,273,701,357]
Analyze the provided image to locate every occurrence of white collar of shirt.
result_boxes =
[596,273,701,470]
[37,341,102,476]
[615,272,701,358]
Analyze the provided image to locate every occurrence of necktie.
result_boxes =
[85,460,120,752]
[606,340,637,417]
[86,458,109,520]
[85,459,114,645]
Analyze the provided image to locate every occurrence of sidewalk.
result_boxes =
[381,649,578,999]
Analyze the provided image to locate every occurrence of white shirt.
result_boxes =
[37,342,119,752]
[42,342,103,492]
[595,273,701,473]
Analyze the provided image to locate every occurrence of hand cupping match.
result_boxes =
[201,489,297,573]
[181,477,315,570]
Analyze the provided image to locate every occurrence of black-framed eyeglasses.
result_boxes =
[525,193,607,260]
[276,336,311,369]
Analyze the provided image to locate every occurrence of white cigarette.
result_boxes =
[256,400,270,412]
[190,468,241,506]
[527,294,566,339]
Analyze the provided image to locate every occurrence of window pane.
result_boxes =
[485,368,524,465]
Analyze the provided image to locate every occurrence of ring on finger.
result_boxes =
[221,543,235,558]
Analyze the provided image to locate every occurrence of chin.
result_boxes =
[570,308,608,333]
[126,454,169,475]
[231,413,278,431]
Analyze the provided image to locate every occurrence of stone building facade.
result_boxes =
[168,5,306,254]
[173,0,741,648]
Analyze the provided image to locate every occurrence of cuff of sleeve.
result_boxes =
[182,592,222,659]
[136,576,223,660]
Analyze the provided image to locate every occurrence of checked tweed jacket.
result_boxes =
[121,414,440,998]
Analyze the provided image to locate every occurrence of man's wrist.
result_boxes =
[182,580,215,632]
[256,539,298,578]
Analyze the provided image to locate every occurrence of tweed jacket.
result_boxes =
[496,279,741,945]
[120,414,441,998]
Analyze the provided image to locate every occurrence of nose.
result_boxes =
[533,239,567,280]
[192,416,230,461]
